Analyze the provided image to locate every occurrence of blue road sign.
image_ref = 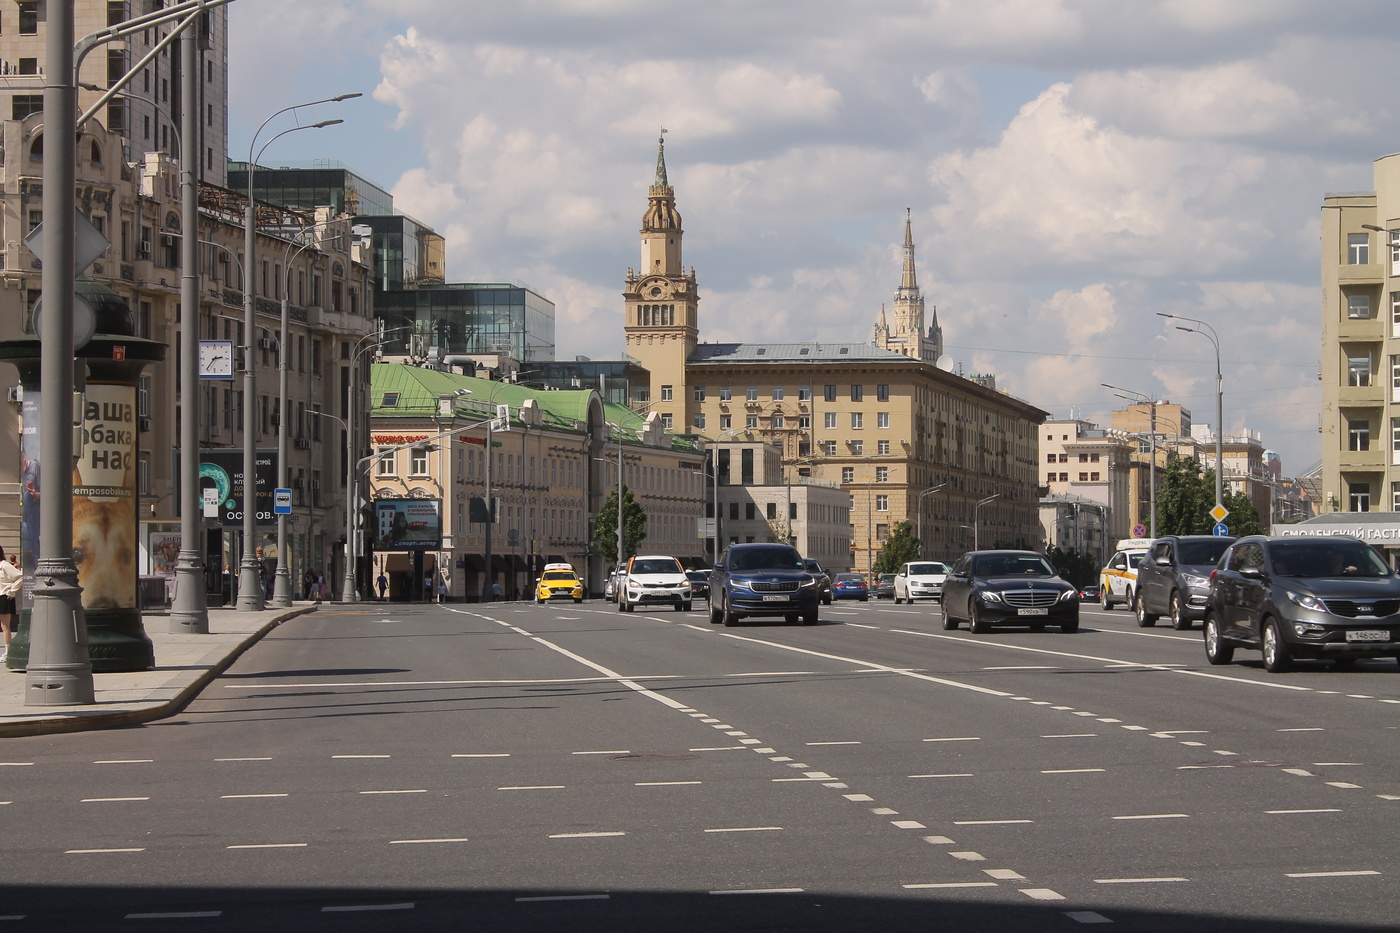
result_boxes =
[1212,523,1230,536]
[274,488,292,515]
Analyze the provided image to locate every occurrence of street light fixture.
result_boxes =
[236,94,358,611]
[1103,382,1161,539]
[306,410,355,602]
[1157,312,1224,513]
[916,484,947,557]
[974,494,1000,550]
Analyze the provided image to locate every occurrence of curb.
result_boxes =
[0,606,317,739]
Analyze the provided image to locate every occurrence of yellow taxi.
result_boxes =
[536,563,584,603]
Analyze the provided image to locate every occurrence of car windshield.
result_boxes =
[727,547,805,572]
[631,558,682,575]
[907,562,946,575]
[1178,539,1233,565]
[972,554,1056,577]
[836,574,866,583]
[1268,541,1392,578]
[542,571,575,581]
[1127,552,1145,568]
[686,571,709,581]
[879,575,895,584]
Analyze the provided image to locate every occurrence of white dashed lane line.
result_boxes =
[909,773,973,779]
[517,895,610,903]
[498,786,566,791]
[452,753,510,758]
[1267,809,1341,815]
[703,826,783,833]
[1042,769,1105,774]
[1111,813,1188,821]
[1094,877,1187,884]
[126,912,221,920]
[709,888,805,895]
[65,848,145,854]
[1286,870,1381,879]
[923,736,980,743]
[904,882,998,889]
[322,903,414,914]
[389,837,469,845]
[80,797,149,803]
[221,793,288,799]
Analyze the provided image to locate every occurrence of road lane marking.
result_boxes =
[390,838,469,844]
[1094,877,1187,884]
[984,869,1026,880]
[66,848,145,854]
[728,671,820,676]
[93,759,152,764]
[548,832,626,838]
[221,793,288,799]
[872,808,899,815]
[910,773,972,779]
[950,851,987,861]
[844,794,875,801]
[360,789,427,795]
[499,786,566,791]
[923,736,980,743]
[1279,728,1324,732]
[923,836,955,845]
[322,904,414,913]
[80,797,149,802]
[892,820,927,829]
[709,888,804,895]
[215,757,272,762]
[0,762,34,766]
[806,741,861,746]
[1043,734,1097,738]
[954,820,1033,825]
[1021,889,1065,900]
[1112,814,1188,820]
[1286,870,1380,878]
[1267,809,1341,815]
[1066,911,1113,924]
[1314,762,1362,766]
[1042,769,1105,774]
[1327,782,1362,789]
[126,912,221,919]
[333,755,390,759]
[638,781,702,786]
[703,826,782,833]
[983,666,1058,670]
[690,746,746,752]
[227,843,307,849]
[904,882,997,889]
[517,895,610,902]
[572,750,629,755]
[1283,768,1315,776]
[452,753,510,758]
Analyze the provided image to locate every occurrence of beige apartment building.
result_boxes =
[622,136,1046,571]
[1038,419,1134,556]
[1319,161,1400,517]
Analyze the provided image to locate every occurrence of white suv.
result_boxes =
[618,555,693,612]
[894,561,948,603]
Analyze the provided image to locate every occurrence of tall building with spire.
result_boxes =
[874,210,943,362]
[622,131,700,427]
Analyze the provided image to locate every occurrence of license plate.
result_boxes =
[1016,607,1048,616]
[1346,629,1389,642]
[761,594,789,602]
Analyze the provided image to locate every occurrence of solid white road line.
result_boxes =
[1112,813,1188,820]
[390,838,469,844]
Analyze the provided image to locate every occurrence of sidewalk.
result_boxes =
[0,604,317,739]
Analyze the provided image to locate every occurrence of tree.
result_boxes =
[592,484,647,566]
[872,521,921,575]
[1154,456,1215,535]
[1223,489,1263,537]
[1047,545,1098,589]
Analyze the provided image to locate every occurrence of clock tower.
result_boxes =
[624,131,699,431]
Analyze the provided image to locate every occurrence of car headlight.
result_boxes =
[979,590,1005,604]
[799,576,818,588]
[1182,573,1209,588]
[1286,591,1327,612]
[730,579,753,591]
[1057,589,1078,603]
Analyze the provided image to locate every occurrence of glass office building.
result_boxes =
[377,284,556,363]
[228,162,395,217]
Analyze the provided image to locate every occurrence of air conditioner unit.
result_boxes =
[295,436,310,449]
[5,386,20,403]
[138,416,151,432]
[258,337,274,349]
[309,479,321,491]
[292,477,303,489]
[138,240,151,255]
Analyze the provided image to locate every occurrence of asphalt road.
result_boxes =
[1,597,1396,932]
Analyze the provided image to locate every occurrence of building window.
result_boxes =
[1348,233,1370,265]
[878,440,890,455]
[693,412,706,429]
[376,451,395,476]
[720,414,732,430]
[719,386,731,401]
[19,2,39,34]
[1059,472,1068,481]
[694,386,705,402]
[772,386,784,401]
[107,98,126,135]
[661,385,673,401]
[410,447,430,475]
[799,415,811,429]
[1091,472,1101,481]
[1090,453,1100,462]
[875,467,889,482]
[798,387,811,402]
[1046,453,1057,463]
[745,386,758,401]
[1350,482,1371,512]
[850,385,863,402]
[1047,472,1057,483]
[772,414,785,429]
[1348,353,1374,387]
[13,95,43,120]
[876,523,889,540]
[851,413,863,429]
[850,441,863,455]
[1392,481,1400,512]
[841,467,855,483]
[876,495,889,511]
[877,412,890,429]
[1348,294,1373,319]
[661,413,673,430]
[746,415,758,429]
[1349,419,1371,451]
[745,503,757,520]
[1079,472,1089,481]
[824,385,836,402]
[824,412,837,429]
[823,441,837,456]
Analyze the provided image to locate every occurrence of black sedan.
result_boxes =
[940,550,1079,633]
[685,570,711,601]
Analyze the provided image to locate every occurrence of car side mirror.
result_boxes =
[1240,567,1264,580]
[714,563,725,571]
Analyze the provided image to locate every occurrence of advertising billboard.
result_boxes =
[199,448,278,528]
[373,498,443,551]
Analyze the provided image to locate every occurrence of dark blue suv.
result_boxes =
[709,543,821,627]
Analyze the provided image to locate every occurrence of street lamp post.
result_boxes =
[237,94,358,611]
[306,410,354,601]
[1158,313,1224,512]
[974,494,1000,550]
[916,484,947,557]
[1104,383,1160,539]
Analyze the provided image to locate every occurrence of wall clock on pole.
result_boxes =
[198,339,235,380]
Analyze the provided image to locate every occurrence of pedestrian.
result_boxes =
[314,570,325,602]
[423,572,432,602]
[0,546,21,662]
[377,571,388,602]
[436,575,448,603]
[303,570,315,601]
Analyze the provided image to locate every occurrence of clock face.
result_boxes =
[649,286,663,297]
[198,340,234,379]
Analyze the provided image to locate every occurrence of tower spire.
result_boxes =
[900,207,917,292]
[654,128,669,187]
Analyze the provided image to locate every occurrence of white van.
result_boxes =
[1099,539,1151,610]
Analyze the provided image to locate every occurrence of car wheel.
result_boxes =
[722,595,740,627]
[823,594,832,606]
[709,596,722,625]
[616,596,625,612]
[1203,613,1234,665]
[1262,618,1292,673]
[682,601,693,612]
[1169,592,1190,630]
[803,606,819,625]
[894,593,903,604]
[969,602,990,634]
[1101,590,1113,611]
[1134,590,1157,627]
[941,601,959,630]
[1061,615,1079,634]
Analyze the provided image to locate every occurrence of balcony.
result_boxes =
[1338,262,1384,286]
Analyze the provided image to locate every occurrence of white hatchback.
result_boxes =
[894,561,948,603]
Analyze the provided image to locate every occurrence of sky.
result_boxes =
[226,0,1400,476]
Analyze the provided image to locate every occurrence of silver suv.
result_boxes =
[1134,535,1235,630]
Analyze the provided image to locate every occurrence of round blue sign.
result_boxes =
[1212,523,1230,536]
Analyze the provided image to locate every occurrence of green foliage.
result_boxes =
[1223,489,1263,536]
[872,522,921,575]
[1154,456,1216,535]
[592,484,647,565]
[1046,546,1098,589]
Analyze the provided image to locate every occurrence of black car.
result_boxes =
[940,550,1079,634]
[1135,534,1236,630]
[685,570,711,601]
[1205,535,1400,672]
[710,543,821,626]
[803,559,834,605]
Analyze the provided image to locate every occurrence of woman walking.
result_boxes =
[0,547,22,662]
